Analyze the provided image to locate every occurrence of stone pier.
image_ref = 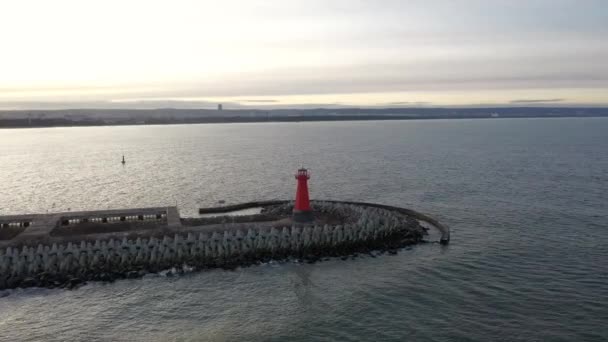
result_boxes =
[0,201,449,290]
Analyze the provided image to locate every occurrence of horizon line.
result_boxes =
[2,105,608,112]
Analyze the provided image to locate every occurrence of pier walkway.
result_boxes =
[0,201,449,247]
[0,207,181,247]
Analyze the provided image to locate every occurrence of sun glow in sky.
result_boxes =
[1,0,607,109]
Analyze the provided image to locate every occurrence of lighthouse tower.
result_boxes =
[293,168,314,223]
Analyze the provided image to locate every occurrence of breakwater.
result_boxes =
[197,200,450,243]
[0,201,448,290]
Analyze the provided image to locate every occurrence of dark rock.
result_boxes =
[0,278,8,290]
[66,277,82,290]
[221,264,237,271]
[21,277,37,288]
[6,278,20,289]
[126,271,140,279]
[98,273,112,282]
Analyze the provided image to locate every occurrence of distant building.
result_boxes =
[218,104,223,111]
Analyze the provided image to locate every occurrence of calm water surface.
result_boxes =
[1,118,607,341]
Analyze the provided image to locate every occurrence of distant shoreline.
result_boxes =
[1,107,607,129]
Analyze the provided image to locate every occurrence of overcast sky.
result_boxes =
[1,0,607,109]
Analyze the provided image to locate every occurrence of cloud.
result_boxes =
[509,98,564,103]
[385,101,430,106]
[241,99,279,103]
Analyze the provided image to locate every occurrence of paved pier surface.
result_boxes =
[0,207,180,247]
[0,201,449,248]
[166,207,182,227]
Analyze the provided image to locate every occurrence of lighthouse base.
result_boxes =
[292,209,314,223]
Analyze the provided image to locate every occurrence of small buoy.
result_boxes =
[121,155,126,164]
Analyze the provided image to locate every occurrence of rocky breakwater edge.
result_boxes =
[0,201,446,291]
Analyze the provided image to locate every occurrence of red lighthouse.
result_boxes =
[293,168,314,223]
